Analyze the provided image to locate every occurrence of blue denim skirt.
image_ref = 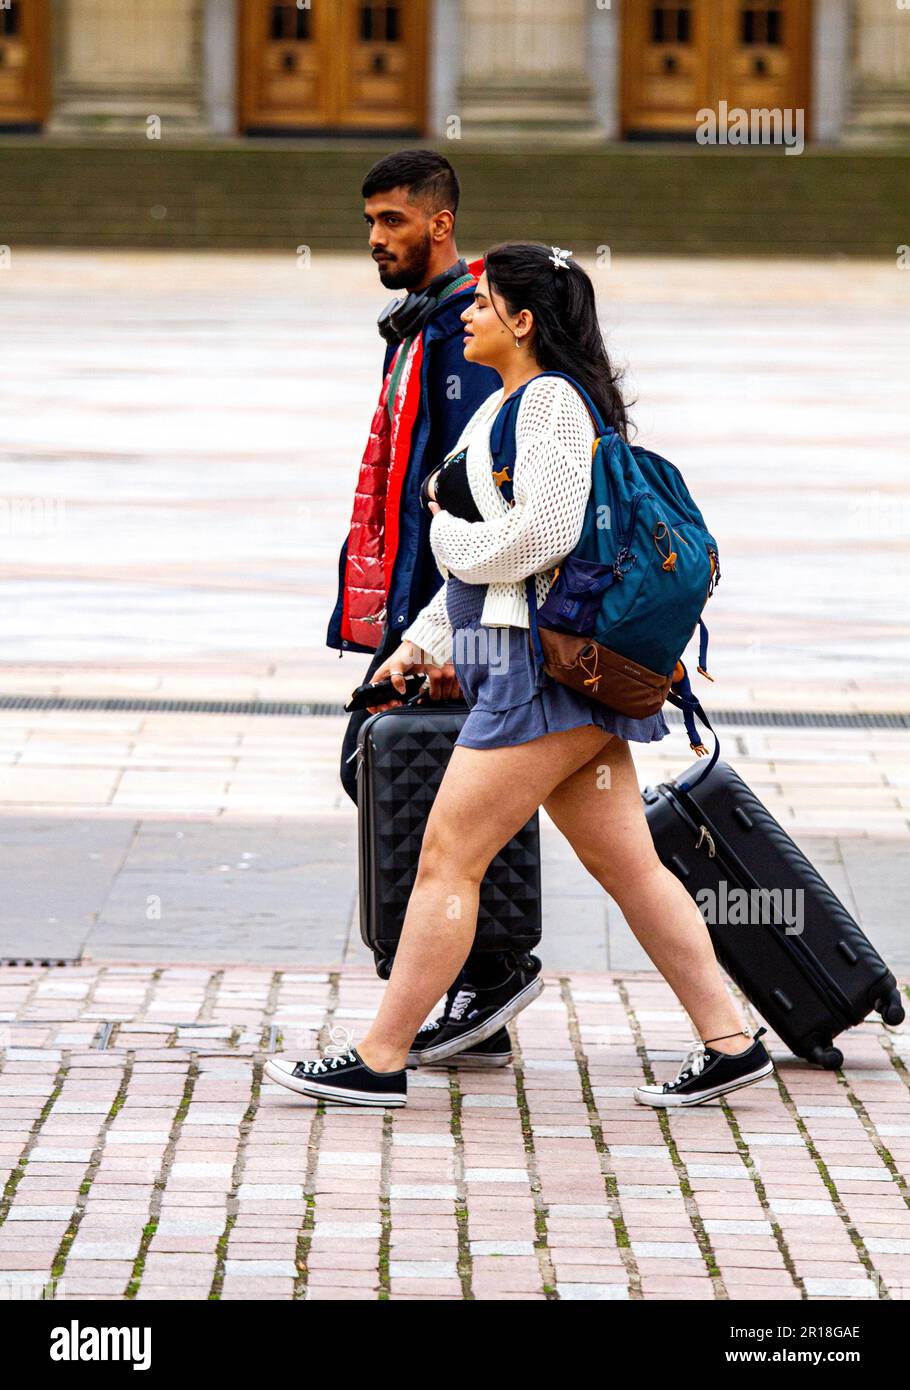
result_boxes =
[446,577,671,752]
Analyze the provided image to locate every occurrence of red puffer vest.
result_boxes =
[336,259,482,650]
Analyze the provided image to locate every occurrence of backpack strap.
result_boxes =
[489,371,609,678]
[488,382,547,681]
[490,376,719,790]
[666,659,720,790]
[489,371,608,475]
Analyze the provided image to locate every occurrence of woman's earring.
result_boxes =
[514,335,522,348]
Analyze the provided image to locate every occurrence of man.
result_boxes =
[327,150,541,1068]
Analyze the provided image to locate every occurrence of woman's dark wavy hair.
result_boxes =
[484,242,631,440]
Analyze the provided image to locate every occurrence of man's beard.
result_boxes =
[374,233,433,291]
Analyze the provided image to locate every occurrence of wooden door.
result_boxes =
[621,3,710,138]
[0,0,49,129]
[621,0,811,139]
[239,0,426,134]
[717,0,811,124]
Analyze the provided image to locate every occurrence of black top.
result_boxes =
[421,448,482,523]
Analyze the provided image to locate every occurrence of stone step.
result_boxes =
[2,142,906,254]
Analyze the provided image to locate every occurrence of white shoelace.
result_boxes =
[668,1042,707,1088]
[447,989,476,1023]
[296,1024,356,1075]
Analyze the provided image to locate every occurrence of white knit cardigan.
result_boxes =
[402,374,596,668]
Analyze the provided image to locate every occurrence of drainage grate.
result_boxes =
[681,709,910,731]
[0,691,907,731]
[1,957,82,968]
[0,693,327,717]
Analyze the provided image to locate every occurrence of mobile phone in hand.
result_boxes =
[344,672,427,713]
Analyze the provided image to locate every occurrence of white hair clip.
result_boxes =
[549,246,574,271]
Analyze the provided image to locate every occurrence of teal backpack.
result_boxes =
[490,371,720,790]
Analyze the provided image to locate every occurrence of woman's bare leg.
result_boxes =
[356,723,611,1073]
[542,736,749,1053]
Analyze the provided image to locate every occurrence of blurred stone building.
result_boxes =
[1,0,908,146]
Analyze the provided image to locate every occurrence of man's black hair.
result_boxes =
[361,149,460,218]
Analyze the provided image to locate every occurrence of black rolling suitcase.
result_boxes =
[356,703,542,978]
[643,758,905,1069]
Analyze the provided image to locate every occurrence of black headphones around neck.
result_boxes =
[377,259,470,346]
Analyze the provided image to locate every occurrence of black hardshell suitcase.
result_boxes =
[643,758,905,1069]
[356,703,542,978]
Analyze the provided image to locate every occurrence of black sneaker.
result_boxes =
[407,1022,513,1069]
[264,1027,406,1108]
[634,1027,773,1108]
[417,955,543,1064]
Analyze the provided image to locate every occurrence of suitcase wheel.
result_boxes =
[806,1042,844,1071]
[874,987,906,1028]
[374,955,394,981]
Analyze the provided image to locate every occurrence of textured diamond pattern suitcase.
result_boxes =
[643,758,905,1069]
[356,704,542,977]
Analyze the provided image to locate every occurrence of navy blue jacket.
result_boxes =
[326,280,500,656]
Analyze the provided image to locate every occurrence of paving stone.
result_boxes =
[827,1167,895,1182]
[154,1219,226,1236]
[687,1164,752,1180]
[5,1208,74,1222]
[863,1237,910,1254]
[532,1127,591,1139]
[309,1223,382,1240]
[546,1204,614,1218]
[802,1276,879,1298]
[557,1283,630,1300]
[631,1241,703,1259]
[460,1095,514,1109]
[463,1169,529,1184]
[389,1184,457,1200]
[470,1241,537,1256]
[739,1133,804,1146]
[392,1133,455,1149]
[703,1220,774,1235]
[235,1184,304,1200]
[67,1242,139,1261]
[223,1260,298,1277]
[388,1261,458,1279]
[28,1148,93,1163]
[616,1186,679,1200]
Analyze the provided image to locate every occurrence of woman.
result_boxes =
[266,243,772,1110]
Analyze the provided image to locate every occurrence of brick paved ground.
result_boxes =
[1,963,908,1302]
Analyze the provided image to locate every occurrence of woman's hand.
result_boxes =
[365,640,422,713]
[364,641,461,712]
[424,467,443,517]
